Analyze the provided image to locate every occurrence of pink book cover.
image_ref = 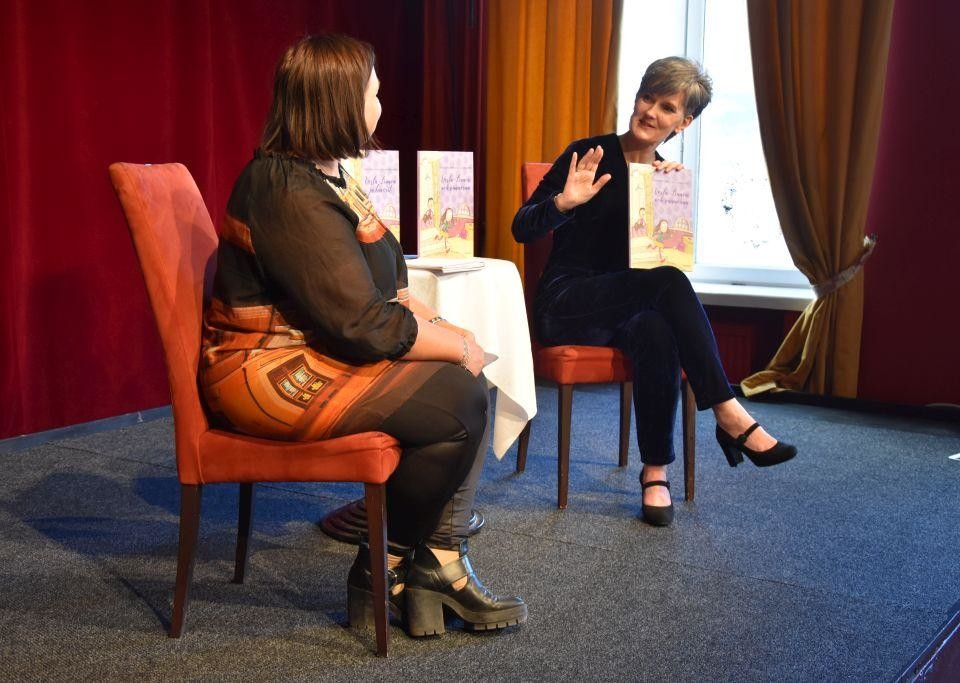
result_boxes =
[417,151,474,258]
[628,164,694,271]
[341,150,401,243]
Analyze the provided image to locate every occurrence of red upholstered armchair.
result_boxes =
[109,162,401,656]
[515,162,697,509]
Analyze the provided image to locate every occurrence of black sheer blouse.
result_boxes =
[203,152,417,366]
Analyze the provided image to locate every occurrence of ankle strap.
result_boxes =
[641,480,670,490]
[435,554,474,585]
[737,422,760,444]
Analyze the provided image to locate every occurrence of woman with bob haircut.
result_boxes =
[200,34,526,637]
[512,57,797,527]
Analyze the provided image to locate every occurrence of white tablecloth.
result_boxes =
[408,258,537,458]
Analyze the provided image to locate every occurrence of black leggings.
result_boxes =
[378,364,489,551]
[535,265,735,465]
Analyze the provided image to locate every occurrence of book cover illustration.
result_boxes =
[341,150,401,243]
[628,163,694,272]
[417,151,474,258]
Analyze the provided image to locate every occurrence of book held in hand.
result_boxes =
[628,163,695,272]
[417,151,474,258]
[341,150,401,243]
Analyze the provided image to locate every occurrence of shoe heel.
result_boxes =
[720,442,743,467]
[404,587,446,636]
[347,584,375,629]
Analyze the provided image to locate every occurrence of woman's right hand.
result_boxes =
[462,335,485,377]
[554,145,613,212]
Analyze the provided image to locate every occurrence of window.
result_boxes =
[617,0,807,289]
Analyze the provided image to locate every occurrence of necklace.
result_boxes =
[313,159,339,177]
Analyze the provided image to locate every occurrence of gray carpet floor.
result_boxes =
[1,382,958,682]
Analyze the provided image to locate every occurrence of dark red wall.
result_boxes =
[857,0,960,406]
[706,307,798,385]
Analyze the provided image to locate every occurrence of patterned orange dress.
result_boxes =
[200,153,441,442]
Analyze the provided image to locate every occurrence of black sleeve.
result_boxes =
[510,141,581,244]
[250,183,417,364]
[393,231,410,293]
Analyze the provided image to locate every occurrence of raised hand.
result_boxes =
[555,146,613,212]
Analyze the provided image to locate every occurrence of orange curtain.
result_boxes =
[484,0,621,269]
[741,0,894,397]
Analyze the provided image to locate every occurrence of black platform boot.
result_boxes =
[347,541,411,629]
[403,542,527,636]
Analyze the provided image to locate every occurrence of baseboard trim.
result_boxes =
[0,405,173,454]
[737,387,960,424]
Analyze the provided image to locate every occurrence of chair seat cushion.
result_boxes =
[533,345,632,385]
[193,430,401,485]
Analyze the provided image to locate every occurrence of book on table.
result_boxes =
[405,257,485,274]
[341,150,401,243]
[417,151,475,258]
[628,163,695,272]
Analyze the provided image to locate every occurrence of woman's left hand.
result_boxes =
[652,159,685,173]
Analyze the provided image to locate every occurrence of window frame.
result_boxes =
[624,0,811,293]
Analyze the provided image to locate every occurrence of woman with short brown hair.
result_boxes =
[201,34,525,638]
[513,57,797,527]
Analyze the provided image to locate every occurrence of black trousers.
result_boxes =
[378,364,489,551]
[535,265,734,465]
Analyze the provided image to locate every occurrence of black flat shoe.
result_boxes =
[347,541,411,629]
[403,542,527,636]
[716,422,797,468]
[640,477,674,527]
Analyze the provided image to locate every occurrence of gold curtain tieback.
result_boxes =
[812,234,878,299]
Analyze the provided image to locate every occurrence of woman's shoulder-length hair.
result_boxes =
[260,34,376,161]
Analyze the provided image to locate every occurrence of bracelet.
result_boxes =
[553,193,570,215]
[429,315,445,324]
[457,335,470,369]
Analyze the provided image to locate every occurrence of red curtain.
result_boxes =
[0,0,482,439]
[420,0,487,251]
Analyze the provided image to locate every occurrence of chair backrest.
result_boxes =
[520,162,554,319]
[109,163,217,482]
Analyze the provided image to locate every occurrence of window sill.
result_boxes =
[692,281,814,312]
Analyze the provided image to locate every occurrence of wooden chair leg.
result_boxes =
[557,384,572,509]
[618,381,632,467]
[233,483,254,584]
[682,378,696,502]
[516,421,531,472]
[170,483,202,638]
[364,483,390,657]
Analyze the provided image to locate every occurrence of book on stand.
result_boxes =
[628,164,695,271]
[341,150,401,243]
[417,151,474,258]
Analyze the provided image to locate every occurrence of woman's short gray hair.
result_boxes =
[635,57,713,119]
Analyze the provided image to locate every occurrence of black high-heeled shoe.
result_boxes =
[347,541,411,629]
[403,542,527,636]
[716,422,797,468]
[640,476,674,527]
